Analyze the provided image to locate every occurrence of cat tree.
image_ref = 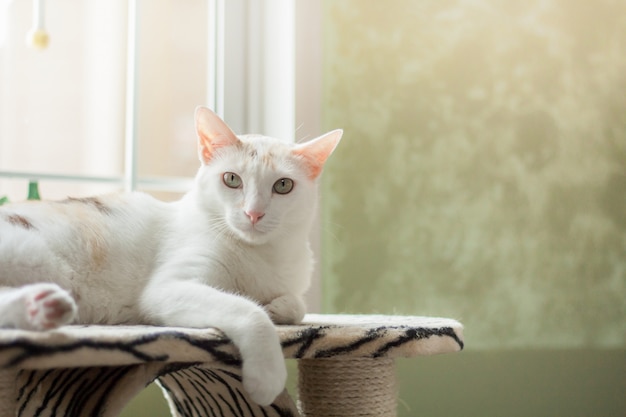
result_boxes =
[0,314,463,416]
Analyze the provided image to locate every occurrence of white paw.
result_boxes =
[236,309,287,406]
[23,284,77,330]
[265,294,305,325]
[241,341,287,406]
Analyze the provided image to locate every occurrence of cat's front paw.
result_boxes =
[24,284,77,330]
[241,338,287,406]
[265,294,305,325]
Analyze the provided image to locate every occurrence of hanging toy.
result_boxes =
[26,0,49,50]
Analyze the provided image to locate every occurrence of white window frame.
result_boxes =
[0,0,301,193]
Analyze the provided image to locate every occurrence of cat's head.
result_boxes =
[193,107,342,245]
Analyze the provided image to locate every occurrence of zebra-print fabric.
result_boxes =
[281,314,464,359]
[158,366,298,417]
[12,364,298,417]
[0,314,464,417]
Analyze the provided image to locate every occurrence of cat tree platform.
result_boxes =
[0,314,464,417]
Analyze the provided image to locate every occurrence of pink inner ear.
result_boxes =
[200,142,212,163]
[200,134,233,162]
[293,130,343,179]
[195,107,239,164]
[294,151,324,179]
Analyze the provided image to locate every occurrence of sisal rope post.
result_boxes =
[0,369,17,416]
[298,357,398,417]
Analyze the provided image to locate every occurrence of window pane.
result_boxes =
[0,0,127,200]
[135,0,209,201]
[0,0,210,202]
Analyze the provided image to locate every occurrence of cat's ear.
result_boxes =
[195,106,240,164]
[293,129,343,179]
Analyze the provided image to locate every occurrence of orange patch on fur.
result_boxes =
[76,223,108,270]
[64,197,111,214]
[262,152,276,169]
[89,235,108,270]
[5,214,35,230]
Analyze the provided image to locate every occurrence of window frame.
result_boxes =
[0,0,300,194]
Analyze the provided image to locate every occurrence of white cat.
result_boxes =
[0,107,342,406]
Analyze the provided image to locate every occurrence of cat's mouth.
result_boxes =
[232,220,272,245]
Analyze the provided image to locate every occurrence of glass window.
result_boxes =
[0,0,215,202]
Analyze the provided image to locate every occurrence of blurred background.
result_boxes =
[1,0,625,416]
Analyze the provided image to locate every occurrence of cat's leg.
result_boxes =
[265,293,306,324]
[139,280,287,406]
[0,284,77,330]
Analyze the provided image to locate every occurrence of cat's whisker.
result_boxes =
[320,220,343,245]
[294,124,311,144]
[204,216,233,241]
[295,133,312,145]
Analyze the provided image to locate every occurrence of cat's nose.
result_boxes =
[245,210,265,225]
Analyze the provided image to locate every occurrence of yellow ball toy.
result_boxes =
[26,28,49,50]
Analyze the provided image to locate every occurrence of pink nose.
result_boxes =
[246,211,265,225]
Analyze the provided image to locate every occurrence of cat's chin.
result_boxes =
[237,232,271,246]
[232,226,273,246]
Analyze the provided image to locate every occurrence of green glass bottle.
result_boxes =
[27,181,41,200]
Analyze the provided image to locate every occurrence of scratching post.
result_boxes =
[0,315,464,416]
[298,358,397,417]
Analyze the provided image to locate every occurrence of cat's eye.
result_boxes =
[273,178,294,194]
[223,172,242,189]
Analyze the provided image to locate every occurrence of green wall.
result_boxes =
[396,351,625,417]
[321,0,626,415]
[122,1,626,415]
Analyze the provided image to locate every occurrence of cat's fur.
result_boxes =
[0,107,342,405]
